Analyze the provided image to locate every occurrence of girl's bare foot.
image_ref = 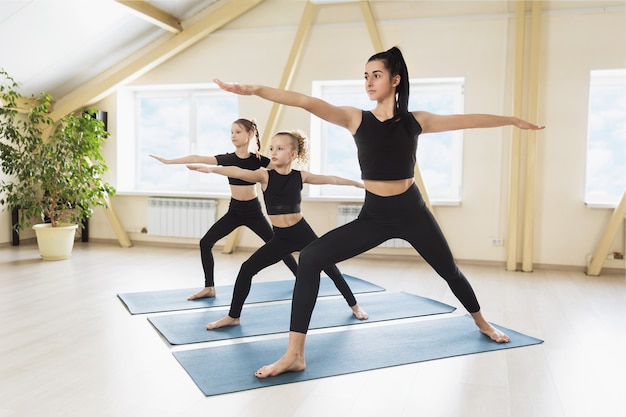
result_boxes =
[351,304,369,320]
[255,353,306,379]
[206,315,240,330]
[188,286,216,300]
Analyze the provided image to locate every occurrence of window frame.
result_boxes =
[584,69,626,208]
[116,83,239,196]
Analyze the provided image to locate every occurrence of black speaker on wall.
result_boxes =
[92,110,108,131]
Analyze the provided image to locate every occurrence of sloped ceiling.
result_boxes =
[0,0,220,99]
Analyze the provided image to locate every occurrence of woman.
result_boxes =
[213,46,545,378]
[187,129,368,329]
[150,118,298,300]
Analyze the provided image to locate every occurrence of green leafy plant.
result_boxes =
[0,69,115,230]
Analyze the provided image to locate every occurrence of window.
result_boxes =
[116,84,239,195]
[309,78,465,202]
[585,69,626,207]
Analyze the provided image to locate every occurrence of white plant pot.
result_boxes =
[32,223,79,260]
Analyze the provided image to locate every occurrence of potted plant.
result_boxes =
[0,69,115,260]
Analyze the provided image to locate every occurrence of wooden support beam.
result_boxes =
[116,0,183,33]
[0,96,39,113]
[260,0,317,153]
[506,0,527,271]
[102,195,133,248]
[522,0,542,272]
[359,1,383,52]
[587,190,626,276]
[413,159,432,211]
[222,1,317,254]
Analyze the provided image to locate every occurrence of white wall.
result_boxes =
[3,1,625,271]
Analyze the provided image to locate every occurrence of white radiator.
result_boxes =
[148,198,216,238]
[336,204,410,248]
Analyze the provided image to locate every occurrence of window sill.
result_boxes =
[585,202,619,209]
[114,190,231,199]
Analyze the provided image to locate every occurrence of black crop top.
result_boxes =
[263,170,302,215]
[353,111,422,180]
[214,152,270,185]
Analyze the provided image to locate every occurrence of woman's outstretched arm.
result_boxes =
[301,171,364,189]
[213,79,361,133]
[413,111,545,134]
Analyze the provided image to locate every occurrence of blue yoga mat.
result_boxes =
[173,315,543,396]
[117,274,384,314]
[149,292,456,345]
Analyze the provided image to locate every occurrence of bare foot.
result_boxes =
[471,310,510,343]
[188,286,216,300]
[351,304,369,320]
[255,353,306,379]
[478,324,510,343]
[206,315,240,330]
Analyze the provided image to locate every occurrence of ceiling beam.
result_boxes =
[260,0,318,152]
[49,0,265,121]
[359,1,383,52]
[0,96,38,114]
[116,0,183,33]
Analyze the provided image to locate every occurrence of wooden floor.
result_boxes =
[1,241,624,417]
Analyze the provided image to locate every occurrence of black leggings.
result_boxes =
[199,198,298,287]
[228,218,357,318]
[290,183,481,333]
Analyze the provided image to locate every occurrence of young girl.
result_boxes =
[149,118,298,300]
[186,130,369,329]
[214,46,545,378]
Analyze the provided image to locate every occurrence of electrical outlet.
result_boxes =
[491,238,504,246]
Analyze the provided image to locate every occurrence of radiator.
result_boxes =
[148,198,216,238]
[336,204,410,248]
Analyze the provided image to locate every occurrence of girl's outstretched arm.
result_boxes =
[213,79,362,133]
[413,111,545,134]
[186,165,267,185]
[301,171,364,189]
[150,154,218,165]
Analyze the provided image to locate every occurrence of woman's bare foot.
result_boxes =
[351,304,369,320]
[188,286,216,300]
[255,352,306,379]
[255,332,307,379]
[471,310,510,343]
[206,315,240,330]
[478,324,510,343]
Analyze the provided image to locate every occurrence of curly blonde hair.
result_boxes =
[274,130,309,165]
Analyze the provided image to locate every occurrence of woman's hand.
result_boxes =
[213,79,254,95]
[149,154,170,164]
[513,117,545,130]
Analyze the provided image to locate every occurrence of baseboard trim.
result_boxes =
[6,237,621,276]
